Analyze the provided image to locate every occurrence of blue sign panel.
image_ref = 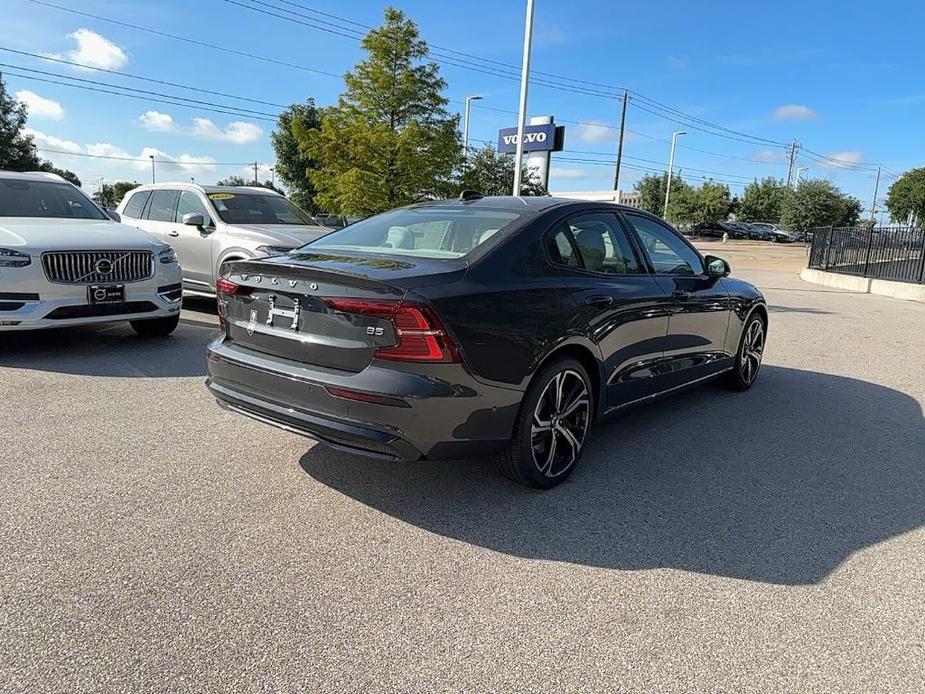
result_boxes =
[497,124,561,153]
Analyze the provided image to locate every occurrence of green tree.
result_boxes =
[885,167,925,224]
[739,177,787,222]
[301,8,461,216]
[455,145,545,197]
[94,181,139,208]
[634,173,689,217]
[0,73,40,170]
[781,179,858,232]
[216,175,247,186]
[35,162,81,187]
[683,180,731,225]
[272,100,322,212]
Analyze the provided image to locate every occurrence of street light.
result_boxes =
[463,95,483,154]
[795,166,809,186]
[512,0,536,196]
[148,154,155,184]
[663,130,686,217]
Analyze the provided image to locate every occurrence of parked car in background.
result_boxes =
[749,222,794,243]
[0,171,183,335]
[692,220,739,238]
[117,183,333,296]
[206,195,768,489]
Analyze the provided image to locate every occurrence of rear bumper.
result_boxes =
[206,336,524,461]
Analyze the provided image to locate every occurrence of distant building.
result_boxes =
[551,189,642,208]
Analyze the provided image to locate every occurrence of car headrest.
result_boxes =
[478,228,500,245]
[385,226,414,249]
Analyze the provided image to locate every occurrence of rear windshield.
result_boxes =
[0,179,107,220]
[207,192,315,225]
[302,206,524,259]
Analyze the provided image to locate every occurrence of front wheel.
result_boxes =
[723,314,765,391]
[130,313,180,338]
[493,358,594,489]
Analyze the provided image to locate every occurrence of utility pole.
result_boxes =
[253,162,259,186]
[149,154,155,184]
[613,90,628,194]
[663,130,686,218]
[870,165,881,223]
[512,0,535,196]
[270,167,275,187]
[785,140,800,187]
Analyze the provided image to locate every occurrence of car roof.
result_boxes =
[0,170,72,183]
[408,195,644,215]
[130,182,282,196]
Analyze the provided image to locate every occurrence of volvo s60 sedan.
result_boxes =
[206,195,767,488]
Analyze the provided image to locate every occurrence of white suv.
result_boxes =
[0,171,183,336]
[117,183,331,296]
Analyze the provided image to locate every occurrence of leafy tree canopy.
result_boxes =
[94,181,139,208]
[272,100,322,213]
[885,167,925,224]
[739,177,787,222]
[455,145,545,197]
[300,7,460,216]
[780,179,861,232]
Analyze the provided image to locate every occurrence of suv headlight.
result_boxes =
[0,248,31,267]
[256,245,294,256]
[158,246,179,264]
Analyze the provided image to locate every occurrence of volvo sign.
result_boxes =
[496,123,565,154]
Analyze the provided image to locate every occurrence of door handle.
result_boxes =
[672,290,691,300]
[167,230,180,237]
[584,295,614,307]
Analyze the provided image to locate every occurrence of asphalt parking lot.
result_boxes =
[2,243,924,693]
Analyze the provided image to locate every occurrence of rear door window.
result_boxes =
[122,190,151,219]
[147,190,180,222]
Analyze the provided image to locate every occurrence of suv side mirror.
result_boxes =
[704,255,730,277]
[182,212,205,228]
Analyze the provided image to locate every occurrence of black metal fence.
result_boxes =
[808,225,925,284]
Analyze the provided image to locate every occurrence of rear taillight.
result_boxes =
[216,277,252,329]
[323,298,461,363]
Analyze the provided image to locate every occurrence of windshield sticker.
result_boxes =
[209,193,235,200]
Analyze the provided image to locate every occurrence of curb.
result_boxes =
[800,268,925,303]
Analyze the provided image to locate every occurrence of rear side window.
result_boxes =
[122,191,150,219]
[546,212,641,274]
[147,190,179,222]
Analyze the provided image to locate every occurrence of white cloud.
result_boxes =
[550,167,595,181]
[84,143,217,175]
[818,150,864,169]
[138,111,178,133]
[752,148,783,163]
[191,118,263,144]
[772,104,817,121]
[59,28,128,70]
[23,128,81,154]
[16,90,64,120]
[573,121,621,145]
[238,163,274,182]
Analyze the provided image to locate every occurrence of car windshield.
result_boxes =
[301,206,525,259]
[207,192,316,225]
[0,179,107,220]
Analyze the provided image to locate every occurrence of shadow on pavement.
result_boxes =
[0,319,217,378]
[767,304,834,315]
[299,366,924,585]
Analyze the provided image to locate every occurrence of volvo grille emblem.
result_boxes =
[94,258,114,275]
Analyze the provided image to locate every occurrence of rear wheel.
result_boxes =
[130,313,180,338]
[723,314,765,390]
[493,357,593,489]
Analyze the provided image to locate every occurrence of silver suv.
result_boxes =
[117,183,331,296]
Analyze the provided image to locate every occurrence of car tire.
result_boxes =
[130,313,180,338]
[493,357,594,489]
[722,314,765,391]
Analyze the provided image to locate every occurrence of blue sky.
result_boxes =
[3,0,922,212]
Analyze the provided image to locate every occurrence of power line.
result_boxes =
[0,46,291,109]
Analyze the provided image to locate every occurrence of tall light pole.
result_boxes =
[512,0,536,196]
[663,130,686,218]
[148,154,155,184]
[870,165,881,222]
[795,166,808,186]
[463,95,483,154]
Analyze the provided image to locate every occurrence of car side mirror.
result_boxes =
[705,255,730,277]
[182,212,205,228]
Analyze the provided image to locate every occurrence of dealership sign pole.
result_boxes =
[512,0,535,196]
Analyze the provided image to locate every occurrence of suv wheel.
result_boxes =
[494,357,593,489]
